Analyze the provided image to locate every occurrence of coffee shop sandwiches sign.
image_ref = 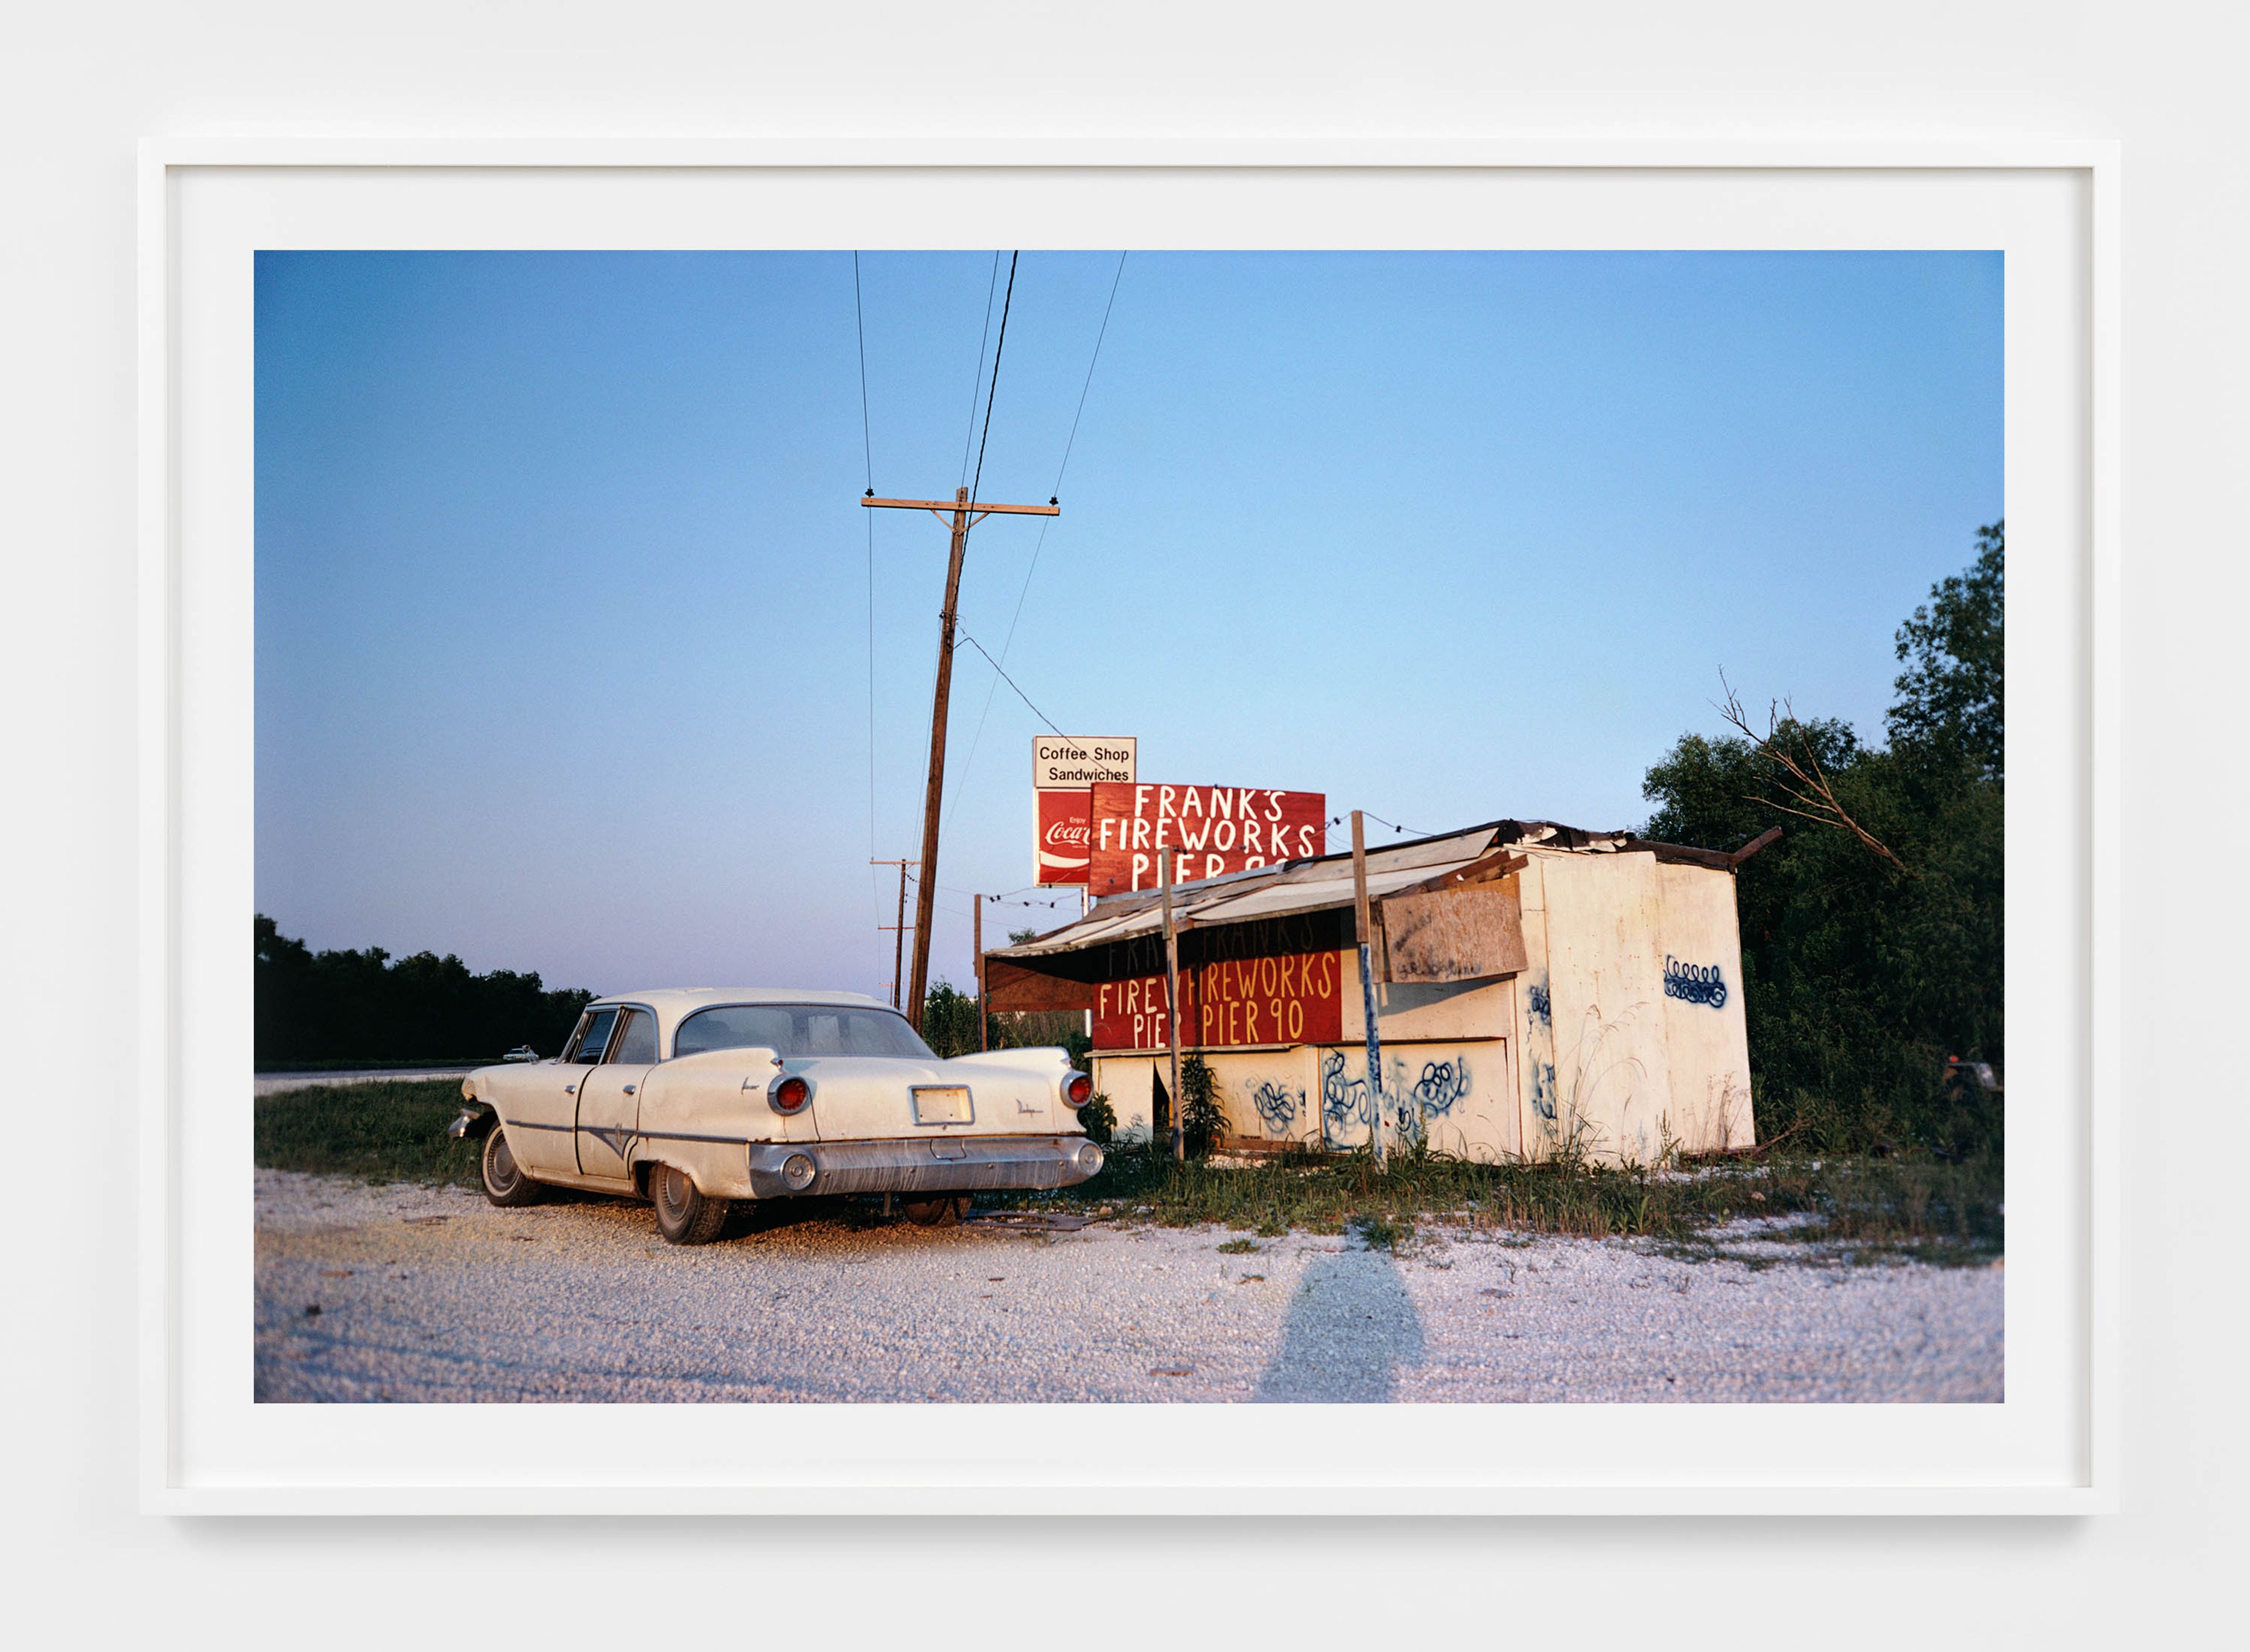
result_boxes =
[1034,737,1136,885]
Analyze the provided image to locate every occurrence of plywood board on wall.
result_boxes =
[1380,878,1528,982]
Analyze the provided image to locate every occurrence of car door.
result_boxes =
[506,1005,616,1175]
[575,1005,656,1182]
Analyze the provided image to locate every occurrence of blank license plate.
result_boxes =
[912,1086,973,1125]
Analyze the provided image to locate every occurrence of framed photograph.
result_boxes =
[142,141,2116,1513]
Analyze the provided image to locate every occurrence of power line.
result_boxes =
[950,252,1129,816]
[854,252,878,879]
[1048,251,1128,496]
[957,252,1002,489]
[851,252,874,487]
[962,251,1018,551]
[956,629,1057,731]
[1325,810,1431,839]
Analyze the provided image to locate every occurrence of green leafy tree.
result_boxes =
[917,979,982,1058]
[1639,523,2003,1155]
[254,915,594,1066]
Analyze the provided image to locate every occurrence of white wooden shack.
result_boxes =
[982,818,1765,1166]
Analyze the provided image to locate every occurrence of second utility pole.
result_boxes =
[863,486,1059,1031]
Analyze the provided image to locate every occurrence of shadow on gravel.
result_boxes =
[1253,1248,1424,1402]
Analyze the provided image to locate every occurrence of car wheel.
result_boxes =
[480,1125,544,1207]
[901,1195,971,1227]
[652,1162,730,1245]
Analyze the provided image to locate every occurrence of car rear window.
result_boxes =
[673,1004,936,1060]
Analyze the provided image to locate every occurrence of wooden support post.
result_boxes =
[974,893,987,1052]
[1160,847,1184,1162]
[861,488,1059,1032]
[1353,810,1384,1167]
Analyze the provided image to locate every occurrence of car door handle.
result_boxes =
[564,1084,577,1094]
[623,1084,636,1095]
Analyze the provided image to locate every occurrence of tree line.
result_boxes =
[1639,522,2003,1155]
[254,915,594,1067]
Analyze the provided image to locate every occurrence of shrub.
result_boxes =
[1180,1054,1227,1159]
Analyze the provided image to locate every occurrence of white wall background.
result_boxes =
[2,2,2241,1643]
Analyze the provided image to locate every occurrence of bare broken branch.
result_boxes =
[1715,668,1914,876]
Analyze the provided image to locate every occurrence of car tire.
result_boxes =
[901,1195,971,1227]
[652,1162,730,1245]
[480,1125,544,1207]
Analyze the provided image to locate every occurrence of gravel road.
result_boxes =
[255,1170,2002,1403]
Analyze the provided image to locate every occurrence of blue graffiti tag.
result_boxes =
[1526,981,1551,1023]
[1247,1077,1300,1134]
[1529,1057,1559,1123]
[1407,1057,1471,1119]
[1321,1050,1369,1133]
[1321,1050,1473,1140]
[1663,955,1729,1009]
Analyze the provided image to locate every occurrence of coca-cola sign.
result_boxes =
[1032,736,1136,886]
[1035,789,1094,883]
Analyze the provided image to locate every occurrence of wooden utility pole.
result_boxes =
[1352,810,1385,1167]
[973,893,987,1052]
[1160,847,1185,1162]
[862,487,1059,1030]
[871,858,913,1010]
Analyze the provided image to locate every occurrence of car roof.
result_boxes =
[585,988,896,1050]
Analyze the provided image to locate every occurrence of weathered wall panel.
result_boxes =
[1090,1039,1516,1161]
[1536,850,1677,1165]
[1655,861,1757,1151]
[1371,974,1516,1043]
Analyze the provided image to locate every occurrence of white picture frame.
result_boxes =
[142,141,2119,1514]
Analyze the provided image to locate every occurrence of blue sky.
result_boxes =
[255,249,2001,998]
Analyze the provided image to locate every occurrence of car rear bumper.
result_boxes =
[745,1134,1104,1199]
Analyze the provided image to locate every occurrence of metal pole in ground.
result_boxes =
[974,893,987,1052]
[1352,810,1384,1168]
[1161,846,1184,1162]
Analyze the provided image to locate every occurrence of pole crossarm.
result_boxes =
[861,496,1060,518]
[864,483,1059,1030]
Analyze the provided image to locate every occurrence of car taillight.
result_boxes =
[769,1074,812,1115]
[1066,1071,1092,1107]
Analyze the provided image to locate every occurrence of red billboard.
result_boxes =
[1088,783,1327,895]
[1093,948,1346,1052]
[1034,788,1094,885]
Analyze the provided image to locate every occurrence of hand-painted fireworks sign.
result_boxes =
[1087,783,1327,895]
[1093,948,1346,1052]
[1032,736,1136,885]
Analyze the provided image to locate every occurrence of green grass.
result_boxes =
[255,1079,484,1189]
[253,1080,2003,1264]
[994,1139,2003,1264]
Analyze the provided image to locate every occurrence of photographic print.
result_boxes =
[251,245,2004,1406]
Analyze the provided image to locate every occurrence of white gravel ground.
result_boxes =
[255,1169,2002,1404]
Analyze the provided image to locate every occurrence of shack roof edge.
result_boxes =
[987,816,1751,960]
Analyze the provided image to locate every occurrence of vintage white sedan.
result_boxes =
[451,988,1105,1244]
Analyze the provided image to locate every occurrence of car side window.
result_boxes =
[565,1007,618,1064]
[609,1009,657,1065]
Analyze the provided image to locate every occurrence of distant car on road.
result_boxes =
[451,988,1104,1244]
[500,1045,539,1063]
